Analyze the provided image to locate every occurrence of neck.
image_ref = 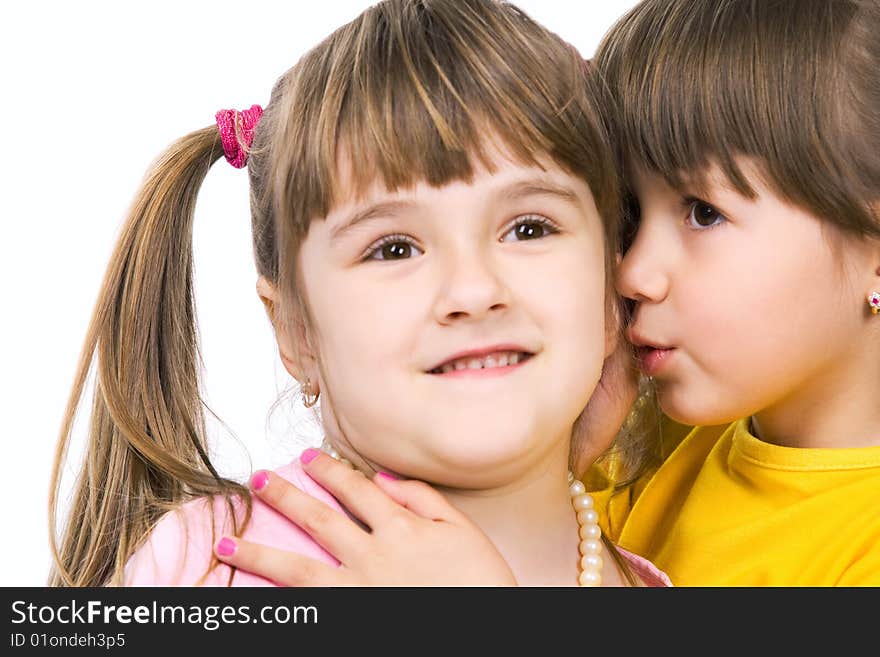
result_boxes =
[436,461,580,586]
[325,436,626,586]
[751,345,880,448]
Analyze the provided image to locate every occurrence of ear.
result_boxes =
[870,242,880,311]
[854,232,880,300]
[874,232,880,277]
[256,276,318,382]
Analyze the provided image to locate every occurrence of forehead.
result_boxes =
[326,144,593,222]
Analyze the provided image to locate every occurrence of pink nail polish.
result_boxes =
[216,537,236,557]
[250,470,269,492]
[300,447,320,465]
[377,471,397,481]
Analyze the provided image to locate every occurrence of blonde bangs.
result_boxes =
[258,0,618,252]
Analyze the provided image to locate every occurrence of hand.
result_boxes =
[213,451,518,586]
[571,333,640,477]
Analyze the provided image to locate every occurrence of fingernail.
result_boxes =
[300,447,321,465]
[249,470,269,492]
[216,537,237,557]
[377,471,397,481]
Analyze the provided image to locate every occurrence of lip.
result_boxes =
[626,328,676,376]
[636,346,676,376]
[625,327,672,351]
[426,343,535,377]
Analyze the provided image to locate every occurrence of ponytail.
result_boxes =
[48,127,252,586]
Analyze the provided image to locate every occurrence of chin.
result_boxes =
[656,384,743,427]
[440,434,542,464]
[423,429,551,472]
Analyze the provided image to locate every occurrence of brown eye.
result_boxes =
[687,201,726,229]
[365,236,423,261]
[515,223,545,240]
[501,215,559,242]
[381,242,412,259]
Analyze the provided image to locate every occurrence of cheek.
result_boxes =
[308,283,422,455]
[760,248,862,364]
[311,278,419,375]
[671,240,852,417]
[677,278,780,392]
[540,254,608,371]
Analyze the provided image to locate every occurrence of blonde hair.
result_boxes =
[594,0,880,240]
[50,0,630,587]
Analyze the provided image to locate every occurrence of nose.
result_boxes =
[432,246,510,325]
[615,224,670,304]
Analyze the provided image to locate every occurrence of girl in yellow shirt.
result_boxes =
[202,0,880,587]
[587,0,880,586]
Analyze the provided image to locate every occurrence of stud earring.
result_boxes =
[869,291,880,315]
[302,377,320,407]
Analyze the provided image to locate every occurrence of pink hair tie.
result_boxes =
[215,104,263,168]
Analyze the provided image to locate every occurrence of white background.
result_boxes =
[1,0,638,585]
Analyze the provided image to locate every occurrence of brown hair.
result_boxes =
[594,0,880,239]
[49,0,631,587]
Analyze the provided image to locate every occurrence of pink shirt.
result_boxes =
[125,461,671,587]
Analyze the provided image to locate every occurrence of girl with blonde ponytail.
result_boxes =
[50,0,667,588]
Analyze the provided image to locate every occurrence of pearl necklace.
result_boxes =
[568,470,603,587]
[319,441,602,587]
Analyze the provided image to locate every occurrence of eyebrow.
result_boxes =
[503,180,584,211]
[330,200,417,242]
[329,178,582,242]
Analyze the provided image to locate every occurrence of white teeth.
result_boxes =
[434,350,528,372]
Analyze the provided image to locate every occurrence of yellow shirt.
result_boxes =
[596,419,880,586]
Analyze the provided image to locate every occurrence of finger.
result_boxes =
[214,536,348,587]
[372,474,465,525]
[248,468,368,564]
[299,448,408,527]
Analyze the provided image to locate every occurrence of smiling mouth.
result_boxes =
[427,350,534,374]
